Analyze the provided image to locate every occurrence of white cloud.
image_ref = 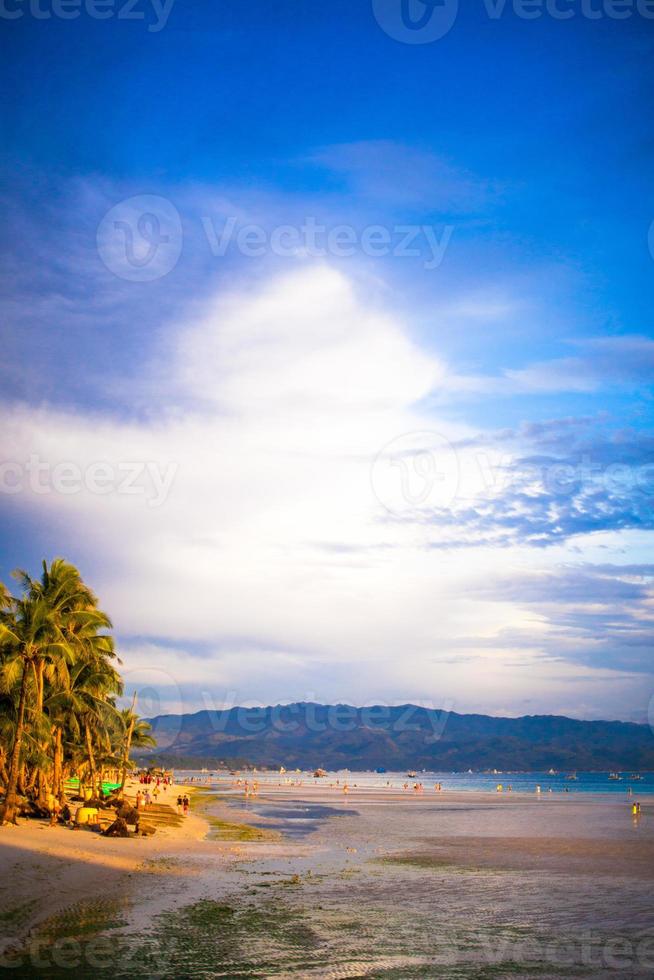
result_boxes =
[2,264,651,719]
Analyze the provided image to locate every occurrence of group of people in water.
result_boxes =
[138,773,171,787]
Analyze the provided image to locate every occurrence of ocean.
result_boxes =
[177,768,654,795]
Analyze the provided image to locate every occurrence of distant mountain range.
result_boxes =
[141,703,654,771]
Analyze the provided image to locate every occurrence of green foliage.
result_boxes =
[0,558,155,822]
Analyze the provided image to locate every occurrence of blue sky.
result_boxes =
[1,1,653,721]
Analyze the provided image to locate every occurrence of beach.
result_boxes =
[1,778,653,977]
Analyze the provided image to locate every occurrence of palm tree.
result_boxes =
[0,559,155,822]
[0,594,70,824]
[118,699,156,791]
[37,561,123,797]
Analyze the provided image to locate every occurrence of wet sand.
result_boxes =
[1,781,653,977]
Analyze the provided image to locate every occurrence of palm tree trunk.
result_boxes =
[0,744,8,792]
[84,722,97,798]
[1,663,29,825]
[34,661,49,809]
[52,727,64,803]
[120,715,136,792]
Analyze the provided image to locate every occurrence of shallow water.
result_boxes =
[13,790,654,978]
[181,768,654,795]
[225,799,353,839]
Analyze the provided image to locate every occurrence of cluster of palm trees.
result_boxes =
[0,559,155,825]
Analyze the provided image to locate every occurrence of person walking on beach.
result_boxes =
[176,794,183,814]
[182,795,190,816]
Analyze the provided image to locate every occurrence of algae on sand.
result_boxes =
[190,790,282,841]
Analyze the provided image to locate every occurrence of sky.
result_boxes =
[1,0,653,722]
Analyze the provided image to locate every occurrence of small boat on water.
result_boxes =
[565,773,578,780]
[406,771,417,778]
[630,774,643,781]
[547,768,557,776]
[608,772,622,780]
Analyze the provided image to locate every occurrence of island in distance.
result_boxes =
[143,703,654,772]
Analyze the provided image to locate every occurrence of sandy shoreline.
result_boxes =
[1,779,653,976]
[0,778,209,939]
